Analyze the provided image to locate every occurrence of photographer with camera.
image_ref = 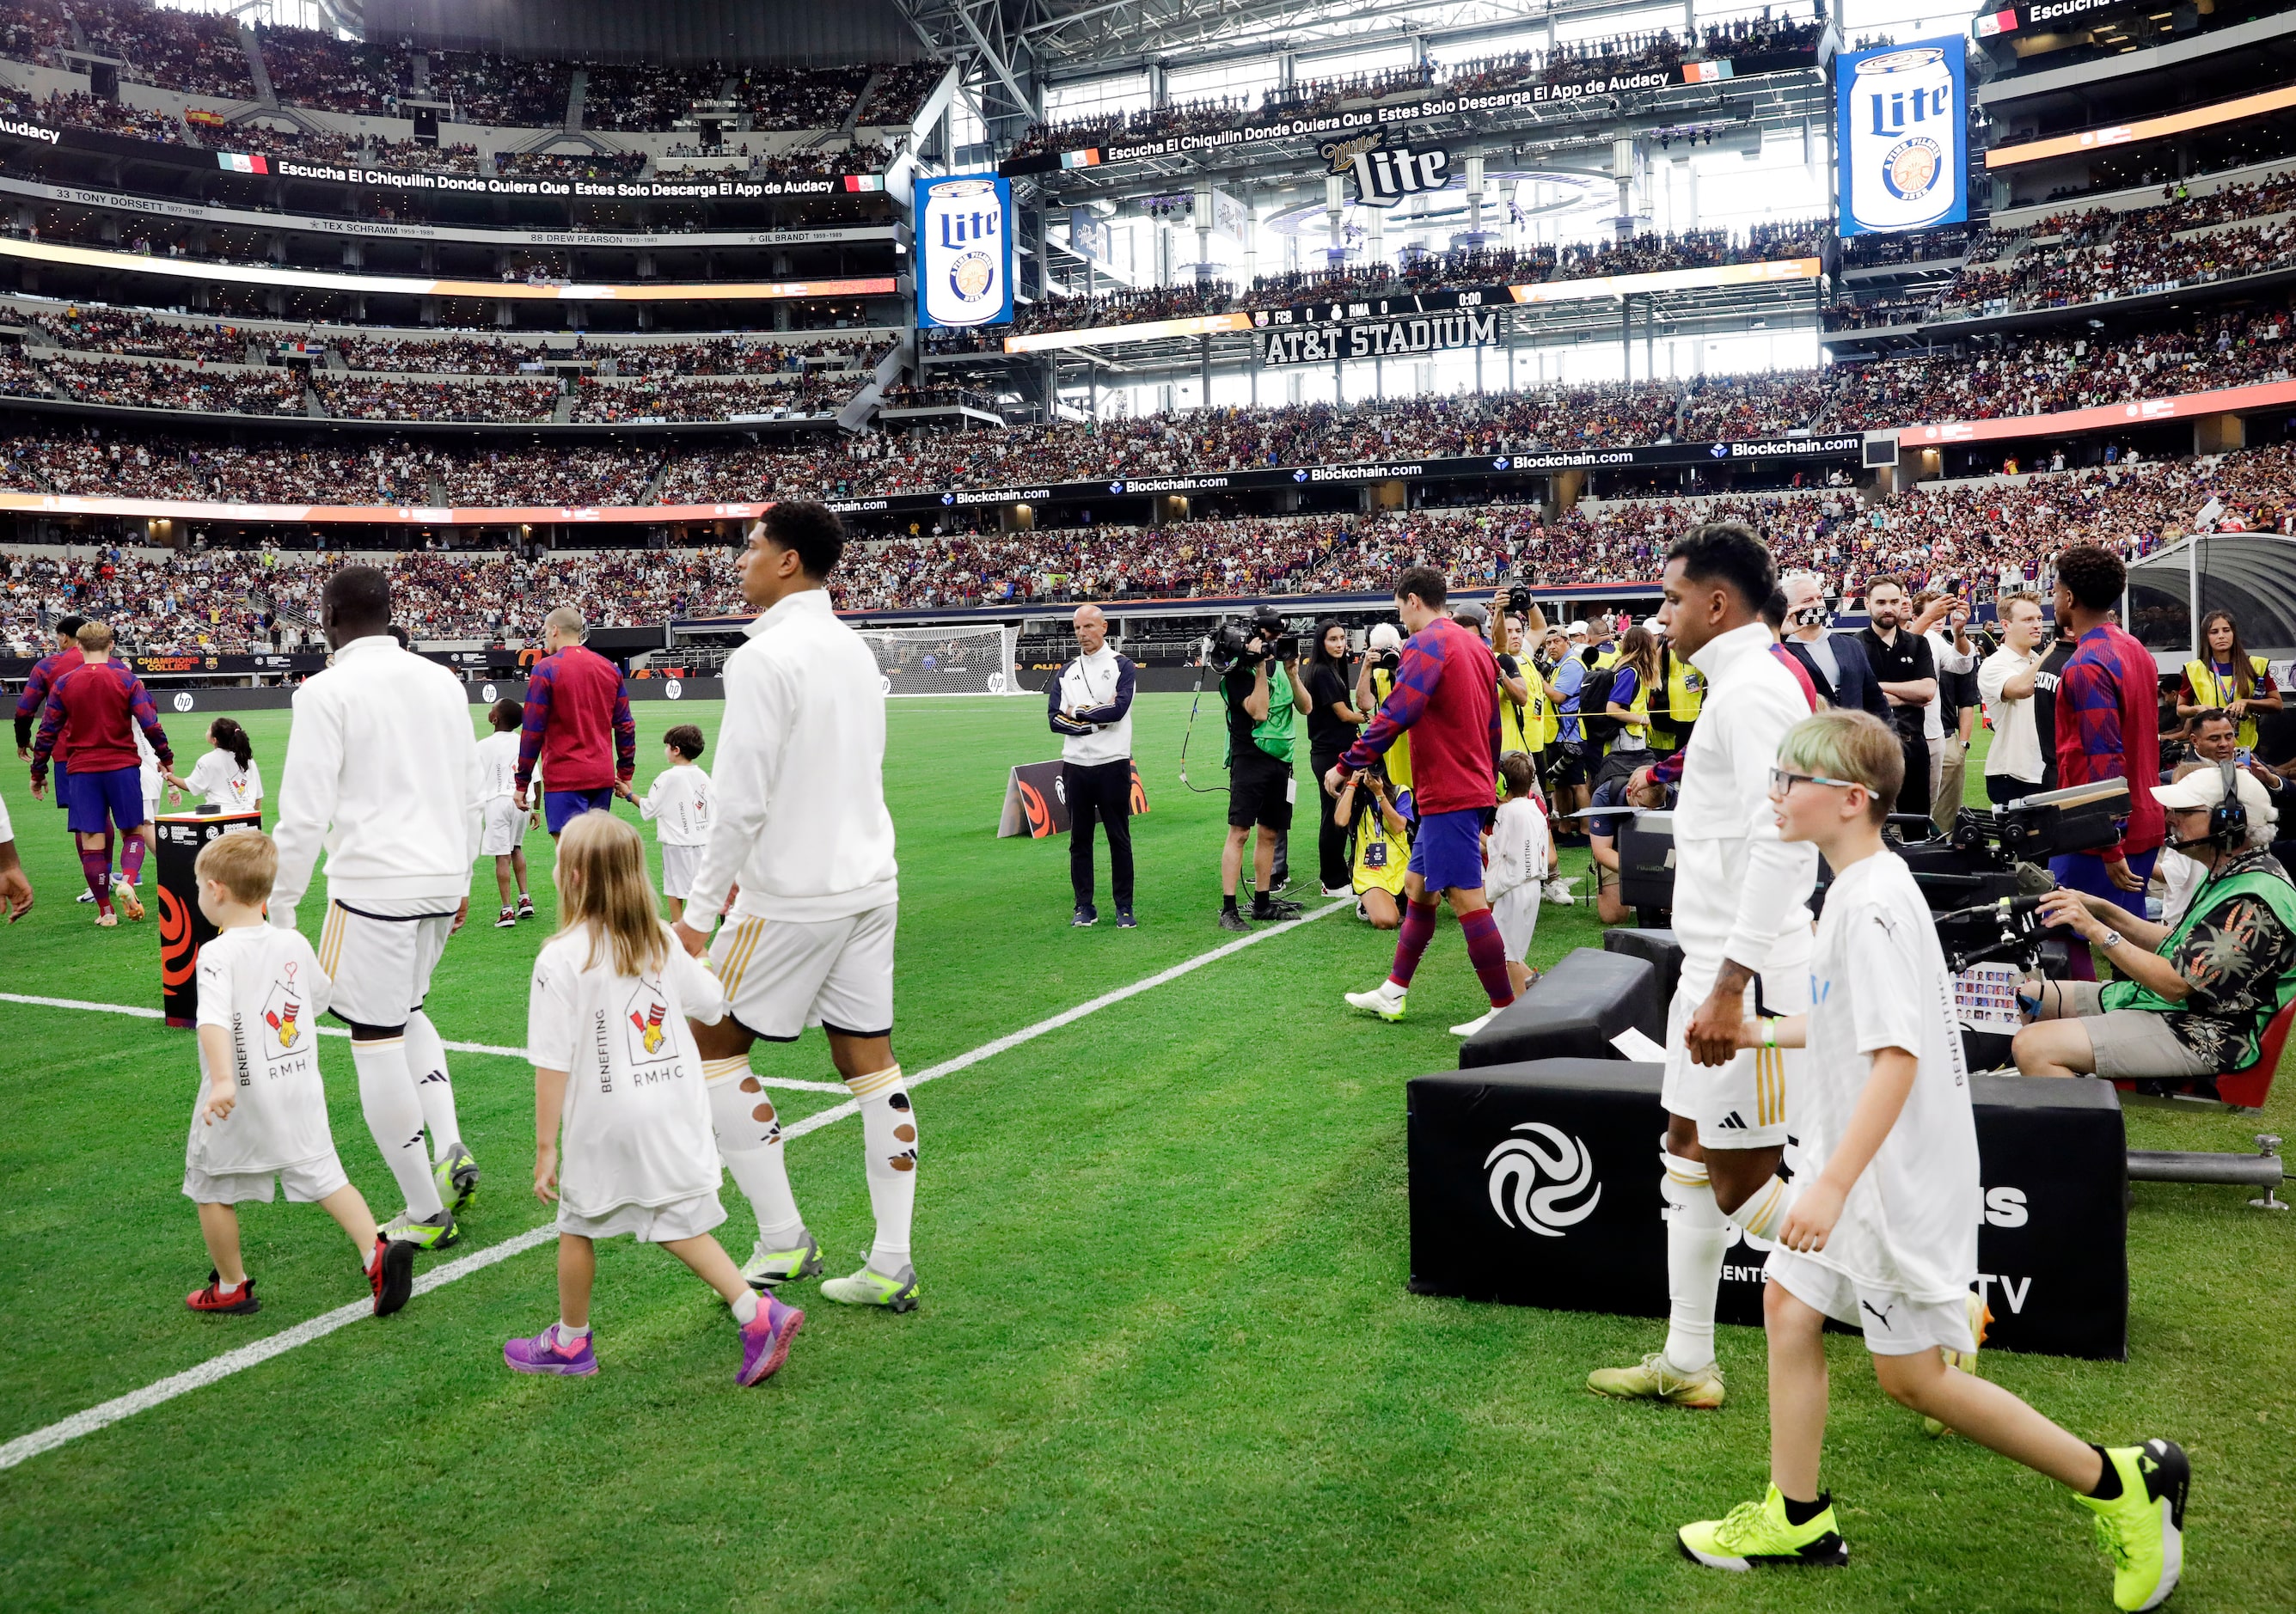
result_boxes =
[1356,623,1413,810]
[2015,764,2295,1081]
[1215,607,1312,933]
[1328,566,1515,1035]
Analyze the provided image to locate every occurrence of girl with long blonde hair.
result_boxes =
[505,810,804,1386]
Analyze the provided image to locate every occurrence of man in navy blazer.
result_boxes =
[1777,574,1889,718]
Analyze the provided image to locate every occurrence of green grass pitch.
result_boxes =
[0,693,2290,1612]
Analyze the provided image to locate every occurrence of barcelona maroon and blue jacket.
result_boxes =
[31,657,170,781]
[515,644,636,793]
[1340,615,1500,815]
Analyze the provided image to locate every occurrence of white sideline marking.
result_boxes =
[0,900,1346,1470]
[0,993,846,1093]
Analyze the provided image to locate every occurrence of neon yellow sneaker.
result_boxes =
[740,1231,825,1292]
[1926,1290,1995,1437]
[1678,1485,1849,1570]
[433,1142,480,1214]
[819,1261,919,1312]
[381,1207,457,1250]
[1587,1351,1725,1409]
[2075,1440,2189,1611]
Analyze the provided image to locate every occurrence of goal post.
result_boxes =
[854,623,1024,697]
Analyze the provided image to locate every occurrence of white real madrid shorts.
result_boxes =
[555,1189,726,1244]
[1659,962,1810,1152]
[1766,1247,1977,1358]
[709,902,897,1042]
[316,899,456,1029]
[659,842,702,900]
[183,1150,351,1207]
[478,795,525,857]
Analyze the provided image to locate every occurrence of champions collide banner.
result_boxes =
[1834,35,1969,239]
[916,174,1013,330]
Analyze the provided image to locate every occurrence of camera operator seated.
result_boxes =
[1587,764,1676,926]
[2014,765,2296,1082]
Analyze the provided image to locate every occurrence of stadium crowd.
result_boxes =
[315,375,563,425]
[8,437,2285,651]
[1008,14,1821,158]
[1821,307,2295,431]
[566,374,840,423]
[934,221,1828,350]
[1834,172,2296,328]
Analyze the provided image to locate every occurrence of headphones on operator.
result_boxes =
[2175,758,2250,853]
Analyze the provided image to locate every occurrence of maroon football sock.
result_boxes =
[1388,899,1439,988]
[81,847,113,909]
[1460,906,1517,1009]
[120,830,148,887]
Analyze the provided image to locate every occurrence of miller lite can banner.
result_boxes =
[1834,35,1969,238]
[916,173,1013,329]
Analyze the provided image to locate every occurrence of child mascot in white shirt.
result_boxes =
[1483,749,1550,1003]
[1676,710,2189,1614]
[506,811,802,1386]
[181,829,414,1320]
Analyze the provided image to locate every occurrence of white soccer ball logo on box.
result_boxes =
[1485,1122,1601,1236]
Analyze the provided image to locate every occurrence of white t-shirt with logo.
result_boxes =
[1797,849,1980,1305]
[186,749,264,810]
[528,925,729,1217]
[639,762,714,847]
[475,730,521,804]
[188,924,338,1177]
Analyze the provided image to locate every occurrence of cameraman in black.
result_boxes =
[1218,609,1313,932]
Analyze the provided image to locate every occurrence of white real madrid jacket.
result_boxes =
[687,588,899,925]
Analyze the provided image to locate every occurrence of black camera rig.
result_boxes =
[1895,779,2132,909]
[1205,604,1296,672]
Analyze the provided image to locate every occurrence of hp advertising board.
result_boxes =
[1834,36,1969,238]
[916,174,1013,329]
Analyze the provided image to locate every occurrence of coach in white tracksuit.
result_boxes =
[1589,525,1818,1409]
[675,503,920,1312]
[269,565,482,1239]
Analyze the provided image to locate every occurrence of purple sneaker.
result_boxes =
[504,1324,598,1376]
[737,1294,803,1386]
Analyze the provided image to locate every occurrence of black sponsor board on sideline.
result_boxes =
[1407,1059,2128,1359]
[823,436,1863,517]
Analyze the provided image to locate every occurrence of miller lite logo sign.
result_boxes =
[1319,130,1452,209]
[1834,37,1968,238]
[918,174,1013,330]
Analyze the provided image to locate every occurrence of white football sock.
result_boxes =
[352,1036,444,1218]
[730,1291,760,1326]
[704,1057,805,1248]
[1661,1149,1727,1375]
[1726,1173,1797,1244]
[403,1011,461,1162]
[848,1063,915,1268]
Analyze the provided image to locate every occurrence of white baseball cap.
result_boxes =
[2153,765,2276,828]
[1567,621,1589,639]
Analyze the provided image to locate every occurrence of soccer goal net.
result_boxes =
[855,624,1024,697]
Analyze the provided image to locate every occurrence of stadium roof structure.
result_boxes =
[2128,531,2296,656]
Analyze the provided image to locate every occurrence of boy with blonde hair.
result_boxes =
[1676,708,2189,1612]
[183,830,416,1318]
